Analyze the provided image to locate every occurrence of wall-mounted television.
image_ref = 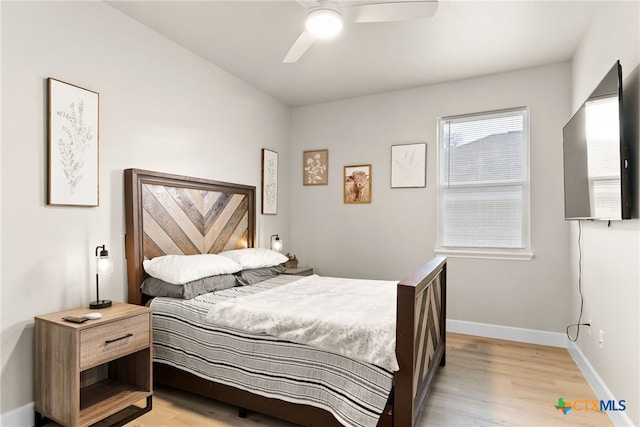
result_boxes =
[562,60,631,220]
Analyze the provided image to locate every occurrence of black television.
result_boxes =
[562,60,631,220]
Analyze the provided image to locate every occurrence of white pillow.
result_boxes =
[218,248,288,270]
[143,254,242,285]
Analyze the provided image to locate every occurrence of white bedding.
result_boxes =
[205,274,399,371]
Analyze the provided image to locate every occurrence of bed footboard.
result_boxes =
[394,256,447,426]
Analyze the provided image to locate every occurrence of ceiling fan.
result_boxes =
[284,0,438,63]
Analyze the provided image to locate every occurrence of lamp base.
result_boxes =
[89,299,112,309]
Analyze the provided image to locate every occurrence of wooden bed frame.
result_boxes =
[123,168,446,427]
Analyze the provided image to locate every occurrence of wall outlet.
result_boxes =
[588,319,592,336]
[599,329,604,349]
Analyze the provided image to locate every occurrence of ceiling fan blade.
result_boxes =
[283,30,315,63]
[342,1,438,23]
[294,0,319,8]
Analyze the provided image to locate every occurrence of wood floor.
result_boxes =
[416,334,611,427]
[46,333,612,427]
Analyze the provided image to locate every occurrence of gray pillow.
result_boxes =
[235,265,285,286]
[141,273,238,299]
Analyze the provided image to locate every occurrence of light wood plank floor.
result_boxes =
[46,333,612,427]
[417,333,611,427]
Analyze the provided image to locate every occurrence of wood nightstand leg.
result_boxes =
[34,411,51,427]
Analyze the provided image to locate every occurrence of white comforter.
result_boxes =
[206,274,399,371]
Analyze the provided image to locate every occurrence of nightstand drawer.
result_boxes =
[80,313,150,369]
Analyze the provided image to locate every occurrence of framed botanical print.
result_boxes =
[344,164,371,204]
[47,78,99,206]
[261,148,278,214]
[391,143,427,188]
[303,149,328,185]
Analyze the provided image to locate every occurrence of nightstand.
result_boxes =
[34,302,152,427]
[283,266,314,276]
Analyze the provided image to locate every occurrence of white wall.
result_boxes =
[0,2,4,420]
[290,62,573,333]
[0,1,291,413]
[569,2,640,425]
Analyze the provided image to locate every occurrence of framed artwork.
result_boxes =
[47,78,100,206]
[391,143,427,188]
[303,149,329,185]
[344,164,371,204]
[261,148,278,214]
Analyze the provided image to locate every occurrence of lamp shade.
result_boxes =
[96,247,113,274]
[270,234,283,252]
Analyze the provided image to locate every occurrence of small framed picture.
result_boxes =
[391,143,427,188]
[303,149,329,185]
[344,164,371,204]
[261,149,278,214]
[47,78,100,206]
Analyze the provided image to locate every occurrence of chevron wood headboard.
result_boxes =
[124,168,256,305]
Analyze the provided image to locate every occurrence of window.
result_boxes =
[437,107,532,259]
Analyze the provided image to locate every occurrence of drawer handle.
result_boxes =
[105,333,133,344]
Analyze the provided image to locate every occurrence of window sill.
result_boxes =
[435,248,534,261]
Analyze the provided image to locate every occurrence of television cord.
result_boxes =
[566,220,590,341]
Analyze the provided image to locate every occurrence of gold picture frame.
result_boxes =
[303,149,329,185]
[344,164,371,204]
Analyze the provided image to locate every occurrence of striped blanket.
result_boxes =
[150,275,394,427]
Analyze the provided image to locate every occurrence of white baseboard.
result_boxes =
[446,318,567,348]
[567,341,635,427]
[1,401,33,427]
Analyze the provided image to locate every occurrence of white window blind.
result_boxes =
[438,107,530,253]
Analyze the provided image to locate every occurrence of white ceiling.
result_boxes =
[107,0,602,107]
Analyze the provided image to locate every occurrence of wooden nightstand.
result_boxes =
[34,302,152,427]
[282,266,314,276]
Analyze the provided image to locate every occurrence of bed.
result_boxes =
[123,168,446,427]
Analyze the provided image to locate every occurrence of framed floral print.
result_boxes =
[261,148,278,214]
[303,149,328,185]
[47,78,99,206]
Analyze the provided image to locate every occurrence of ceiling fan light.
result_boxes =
[305,8,343,39]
